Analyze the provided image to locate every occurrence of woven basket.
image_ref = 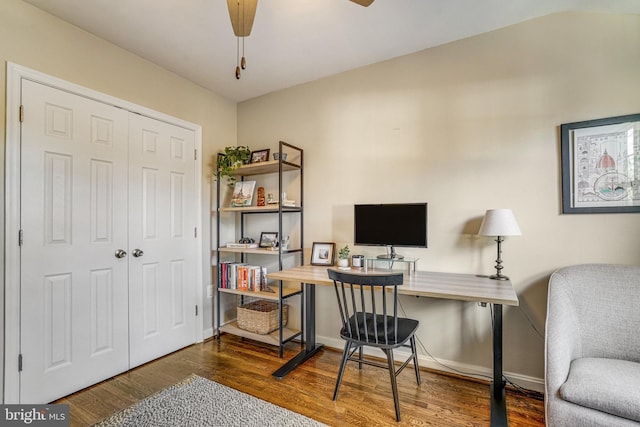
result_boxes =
[237,300,288,334]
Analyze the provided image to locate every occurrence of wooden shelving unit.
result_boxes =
[214,141,304,356]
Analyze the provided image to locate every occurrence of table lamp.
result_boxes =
[478,209,521,280]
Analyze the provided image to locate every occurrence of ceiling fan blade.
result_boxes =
[227,0,258,37]
[349,0,375,6]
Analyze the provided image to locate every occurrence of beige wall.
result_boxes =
[0,0,236,397]
[237,11,640,386]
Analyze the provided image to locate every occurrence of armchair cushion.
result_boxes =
[560,357,640,423]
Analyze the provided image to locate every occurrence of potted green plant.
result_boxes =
[337,245,350,268]
[216,145,251,186]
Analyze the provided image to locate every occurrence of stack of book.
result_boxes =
[219,262,268,292]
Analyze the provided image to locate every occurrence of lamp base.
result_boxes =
[489,236,510,281]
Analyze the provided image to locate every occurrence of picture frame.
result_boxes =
[311,242,335,266]
[561,113,640,214]
[230,180,256,207]
[259,231,279,248]
[250,149,270,163]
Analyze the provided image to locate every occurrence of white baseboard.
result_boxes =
[318,335,545,394]
[203,327,215,340]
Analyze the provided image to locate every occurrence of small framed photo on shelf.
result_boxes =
[311,242,335,266]
[230,180,256,207]
[250,149,270,163]
[259,232,279,248]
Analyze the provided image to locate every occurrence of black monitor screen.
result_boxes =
[354,203,428,248]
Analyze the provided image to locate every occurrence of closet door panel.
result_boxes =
[128,114,197,368]
[20,80,130,403]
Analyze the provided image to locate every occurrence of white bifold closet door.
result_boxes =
[19,80,196,403]
[127,112,197,368]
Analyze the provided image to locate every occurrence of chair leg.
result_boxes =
[384,349,401,422]
[411,336,421,385]
[358,346,363,370]
[333,341,351,401]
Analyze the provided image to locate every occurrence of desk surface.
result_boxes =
[268,265,519,306]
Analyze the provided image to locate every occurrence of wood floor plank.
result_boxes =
[54,336,545,426]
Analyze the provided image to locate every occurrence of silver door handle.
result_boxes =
[132,249,144,258]
[115,249,127,259]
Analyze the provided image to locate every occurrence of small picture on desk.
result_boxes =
[311,242,335,266]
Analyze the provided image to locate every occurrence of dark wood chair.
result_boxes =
[327,269,421,422]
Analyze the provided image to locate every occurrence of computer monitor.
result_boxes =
[353,203,428,259]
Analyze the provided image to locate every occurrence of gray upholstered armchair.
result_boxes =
[545,264,640,426]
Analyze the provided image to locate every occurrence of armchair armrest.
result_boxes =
[545,272,582,397]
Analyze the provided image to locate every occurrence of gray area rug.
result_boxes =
[93,374,327,427]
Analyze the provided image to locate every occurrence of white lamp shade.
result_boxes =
[478,209,521,237]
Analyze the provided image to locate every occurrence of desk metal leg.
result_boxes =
[490,303,508,426]
[272,283,324,379]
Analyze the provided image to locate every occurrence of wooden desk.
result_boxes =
[268,265,519,426]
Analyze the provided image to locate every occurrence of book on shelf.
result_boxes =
[266,200,296,207]
[219,261,267,291]
[225,242,259,249]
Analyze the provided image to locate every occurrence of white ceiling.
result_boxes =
[23,0,640,102]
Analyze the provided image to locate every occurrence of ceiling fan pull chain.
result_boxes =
[235,36,241,79]
[235,0,242,79]
[240,0,246,72]
[241,37,247,70]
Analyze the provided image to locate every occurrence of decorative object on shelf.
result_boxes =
[351,254,364,268]
[337,245,350,269]
[259,231,279,248]
[230,180,256,207]
[280,192,296,207]
[256,186,265,206]
[560,113,640,214]
[227,237,257,248]
[478,209,521,280]
[217,145,251,185]
[311,242,335,266]
[280,236,289,251]
[265,192,295,207]
[273,152,287,161]
[251,149,270,163]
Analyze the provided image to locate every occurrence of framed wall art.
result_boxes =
[310,242,335,266]
[561,113,640,214]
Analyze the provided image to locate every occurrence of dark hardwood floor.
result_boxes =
[55,335,545,426]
